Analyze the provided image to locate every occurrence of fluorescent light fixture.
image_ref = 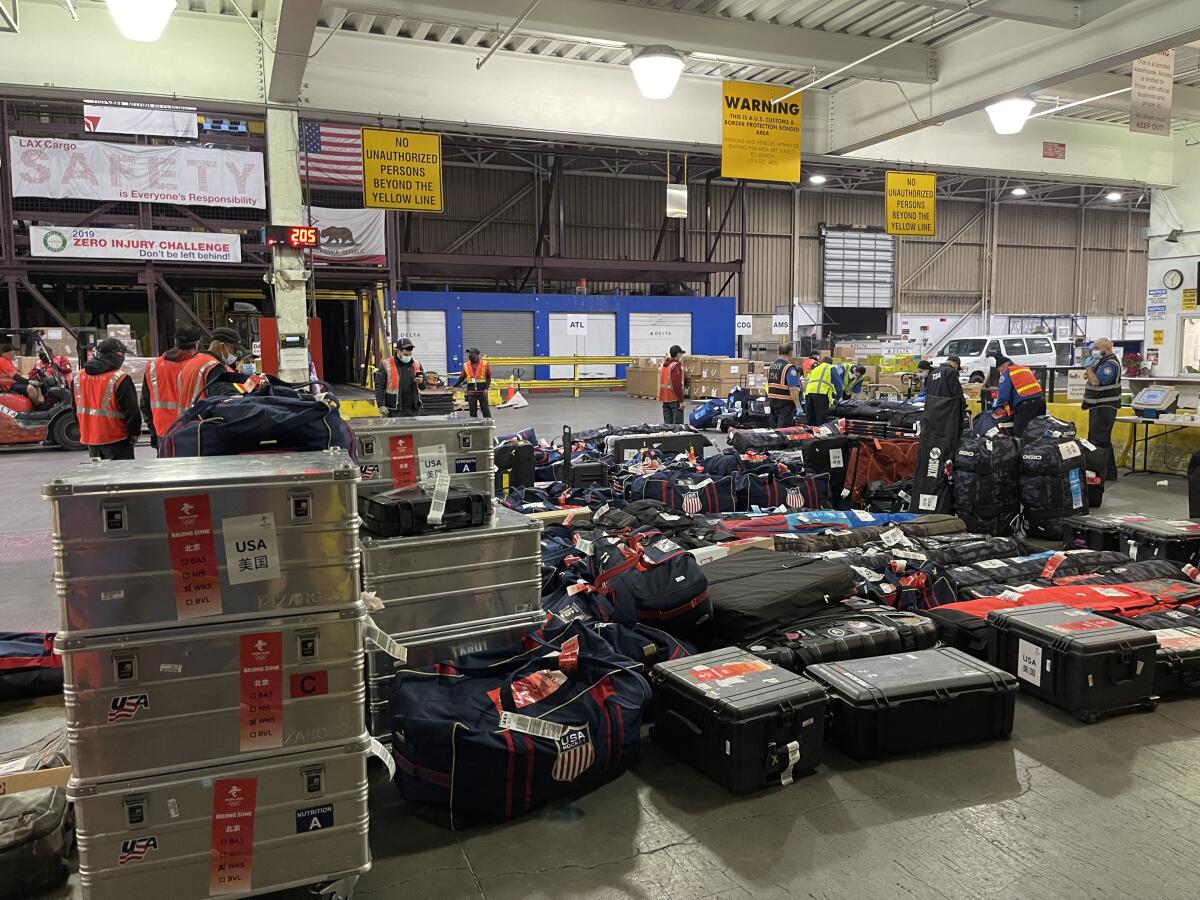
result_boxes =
[106,0,177,41]
[630,45,685,100]
[1106,191,1123,202]
[809,174,828,185]
[985,97,1035,135]
[1011,187,1027,196]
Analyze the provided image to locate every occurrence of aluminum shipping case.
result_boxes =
[57,604,368,784]
[366,612,545,739]
[69,736,371,900]
[45,452,360,638]
[352,414,495,498]
[360,504,542,639]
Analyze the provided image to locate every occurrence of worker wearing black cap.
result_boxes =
[74,337,141,460]
[176,326,243,408]
[375,337,425,416]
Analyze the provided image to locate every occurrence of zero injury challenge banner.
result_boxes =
[7,137,266,208]
[30,226,241,263]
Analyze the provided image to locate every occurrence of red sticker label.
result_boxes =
[239,633,283,752]
[289,671,329,698]
[388,434,418,488]
[1049,618,1114,633]
[689,660,771,681]
[1041,553,1068,580]
[209,778,257,896]
[559,636,580,673]
[1159,634,1200,650]
[164,494,223,620]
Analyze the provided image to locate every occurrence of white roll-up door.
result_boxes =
[548,313,616,378]
[822,229,894,308]
[393,309,447,375]
[462,310,535,378]
[628,312,692,359]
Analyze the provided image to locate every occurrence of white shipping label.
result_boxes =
[222,513,282,585]
[418,443,448,484]
[1079,439,1096,451]
[368,736,397,779]
[574,537,594,556]
[427,471,451,526]
[0,755,30,776]
[978,559,1006,569]
[1058,442,1082,460]
[499,711,564,740]
[829,448,844,469]
[364,618,408,663]
[918,494,938,511]
[881,527,906,547]
[1017,639,1043,687]
[780,740,802,786]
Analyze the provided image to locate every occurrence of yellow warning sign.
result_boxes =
[362,128,443,212]
[720,81,802,183]
[885,171,937,236]
[1183,288,1197,312]
[1152,329,1165,346]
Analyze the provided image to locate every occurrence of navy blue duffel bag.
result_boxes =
[159,378,356,459]
[389,621,650,827]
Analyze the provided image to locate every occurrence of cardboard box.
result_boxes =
[626,367,660,398]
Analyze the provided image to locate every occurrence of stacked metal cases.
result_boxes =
[49,451,373,899]
[351,414,496,498]
[362,504,544,738]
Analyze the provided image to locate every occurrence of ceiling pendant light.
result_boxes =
[105,0,177,42]
[1011,187,1027,196]
[1106,191,1123,202]
[985,97,1035,135]
[630,45,685,100]
[809,174,828,185]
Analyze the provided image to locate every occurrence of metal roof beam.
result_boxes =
[266,0,324,103]
[1039,73,1200,120]
[828,0,1200,153]
[901,0,1131,30]
[347,0,937,83]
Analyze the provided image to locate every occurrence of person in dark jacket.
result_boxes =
[924,355,966,425]
[75,337,141,460]
[375,338,425,416]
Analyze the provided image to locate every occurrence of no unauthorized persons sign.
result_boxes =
[885,171,937,236]
[362,128,443,212]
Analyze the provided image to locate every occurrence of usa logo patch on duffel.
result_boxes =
[681,491,701,515]
[785,487,805,509]
[551,724,594,782]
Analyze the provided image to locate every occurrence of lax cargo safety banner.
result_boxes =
[885,171,937,236]
[720,81,802,183]
[8,137,266,208]
[30,226,241,263]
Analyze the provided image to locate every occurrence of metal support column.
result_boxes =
[788,185,797,328]
[704,174,712,295]
[5,278,17,330]
[144,265,160,357]
[738,180,749,310]
[1074,198,1086,317]
[0,101,15,268]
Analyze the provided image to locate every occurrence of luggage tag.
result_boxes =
[364,618,407,665]
[780,740,802,786]
[368,737,397,779]
[643,537,684,565]
[426,471,452,526]
[880,526,911,549]
[498,711,564,741]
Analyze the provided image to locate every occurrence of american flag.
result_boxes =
[118,836,158,865]
[299,122,363,185]
[551,725,594,783]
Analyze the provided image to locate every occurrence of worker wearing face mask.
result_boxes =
[375,338,425,416]
[176,326,242,408]
[232,352,265,393]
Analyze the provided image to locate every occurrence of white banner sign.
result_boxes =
[1130,49,1175,137]
[771,314,791,335]
[565,315,588,336]
[735,315,754,335]
[30,226,241,263]
[306,206,386,265]
[9,137,266,208]
[83,101,198,139]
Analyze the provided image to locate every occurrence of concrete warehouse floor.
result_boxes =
[5,392,1200,899]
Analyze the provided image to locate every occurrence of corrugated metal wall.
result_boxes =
[435,165,1149,318]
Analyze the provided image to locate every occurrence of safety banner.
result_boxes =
[720,81,802,183]
[307,206,386,265]
[83,101,198,139]
[8,136,266,208]
[30,226,241,263]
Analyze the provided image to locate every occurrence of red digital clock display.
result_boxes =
[262,225,320,249]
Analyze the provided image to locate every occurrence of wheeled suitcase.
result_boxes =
[357,485,489,537]
[45,452,361,638]
[606,431,711,462]
[57,604,368,783]
[1060,513,1141,551]
[353,414,495,498]
[0,730,74,899]
[805,647,1018,758]
[1118,517,1200,567]
[69,736,372,900]
[987,603,1158,722]
[650,648,827,792]
[1144,627,1200,696]
[556,458,610,487]
[699,550,856,646]
[744,605,938,672]
[493,441,535,493]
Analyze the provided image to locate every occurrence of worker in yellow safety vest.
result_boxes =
[803,356,837,426]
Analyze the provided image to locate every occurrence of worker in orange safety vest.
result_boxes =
[992,354,1046,437]
[74,337,141,460]
[457,347,492,418]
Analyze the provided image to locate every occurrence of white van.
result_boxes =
[929,335,1058,383]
